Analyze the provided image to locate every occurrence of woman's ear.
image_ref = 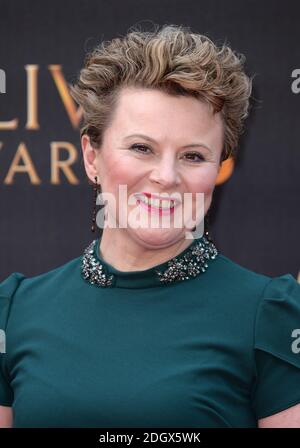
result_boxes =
[81,134,99,183]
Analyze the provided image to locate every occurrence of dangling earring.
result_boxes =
[190,211,212,239]
[204,211,213,241]
[91,176,101,232]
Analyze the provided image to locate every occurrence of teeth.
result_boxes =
[139,195,175,209]
[162,200,171,208]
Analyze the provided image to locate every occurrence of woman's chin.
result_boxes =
[128,227,186,249]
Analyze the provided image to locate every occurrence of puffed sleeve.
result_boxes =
[0,272,26,406]
[251,273,300,420]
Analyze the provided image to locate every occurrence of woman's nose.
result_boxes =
[149,159,181,187]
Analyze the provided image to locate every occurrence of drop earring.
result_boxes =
[204,211,212,241]
[191,211,212,240]
[91,176,101,232]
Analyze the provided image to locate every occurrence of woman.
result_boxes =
[1,24,300,428]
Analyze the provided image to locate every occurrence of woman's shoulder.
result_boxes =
[213,252,300,308]
[216,252,270,282]
[217,251,300,325]
[0,254,83,304]
[212,252,271,295]
[0,254,84,334]
[216,252,299,284]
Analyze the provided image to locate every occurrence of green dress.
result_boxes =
[1,234,300,428]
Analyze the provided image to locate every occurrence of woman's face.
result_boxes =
[82,87,224,249]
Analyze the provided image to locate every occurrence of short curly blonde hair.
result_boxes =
[70,23,253,162]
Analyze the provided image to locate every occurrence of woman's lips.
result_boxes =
[136,198,176,216]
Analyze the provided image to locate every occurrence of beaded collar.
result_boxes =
[81,233,218,288]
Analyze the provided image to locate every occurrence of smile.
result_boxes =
[135,194,177,215]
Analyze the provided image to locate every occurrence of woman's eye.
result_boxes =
[184,152,204,163]
[129,145,204,162]
[129,144,151,154]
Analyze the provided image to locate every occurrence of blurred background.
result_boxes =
[0,0,299,280]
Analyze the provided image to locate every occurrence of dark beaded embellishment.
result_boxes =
[81,235,218,288]
[81,240,114,287]
[155,235,218,284]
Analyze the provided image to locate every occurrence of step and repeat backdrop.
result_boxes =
[0,0,299,280]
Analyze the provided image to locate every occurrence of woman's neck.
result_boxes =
[98,228,193,272]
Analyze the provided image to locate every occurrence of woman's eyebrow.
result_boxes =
[123,133,212,152]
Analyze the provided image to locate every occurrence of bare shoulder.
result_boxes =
[0,406,13,428]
